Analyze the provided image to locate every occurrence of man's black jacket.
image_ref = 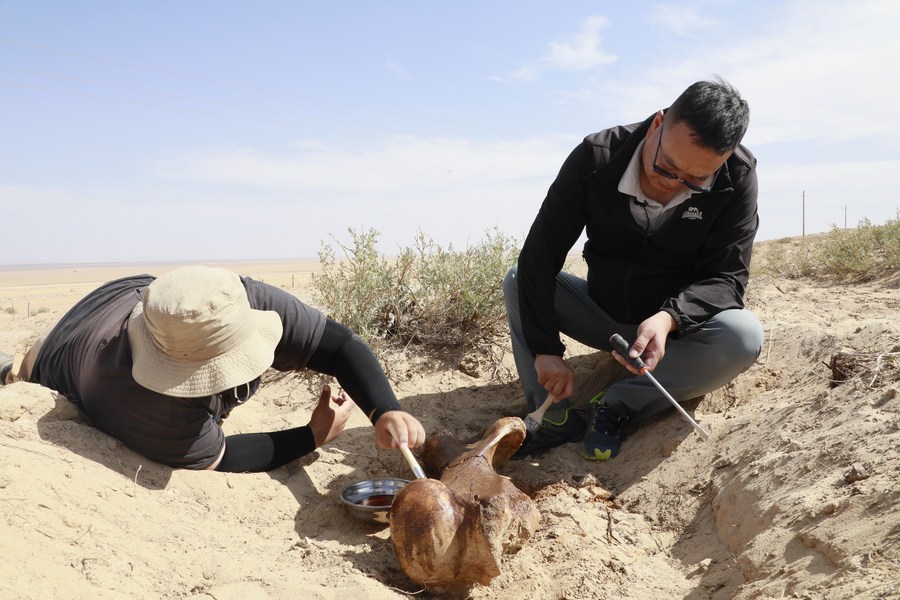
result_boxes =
[517,113,759,357]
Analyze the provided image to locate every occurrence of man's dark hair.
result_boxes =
[667,77,749,154]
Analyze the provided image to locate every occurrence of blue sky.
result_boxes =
[1,1,897,265]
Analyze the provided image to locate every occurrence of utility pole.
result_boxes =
[801,191,806,237]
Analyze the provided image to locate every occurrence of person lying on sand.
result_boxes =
[505,78,763,461]
[0,265,425,471]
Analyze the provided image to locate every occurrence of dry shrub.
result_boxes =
[754,212,899,282]
[313,227,519,359]
[828,350,900,388]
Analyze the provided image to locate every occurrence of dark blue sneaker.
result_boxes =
[0,351,13,385]
[512,398,586,459]
[582,392,629,461]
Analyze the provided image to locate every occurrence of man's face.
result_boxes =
[641,112,731,201]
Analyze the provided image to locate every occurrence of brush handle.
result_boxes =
[386,422,426,479]
[526,393,557,424]
[399,446,426,480]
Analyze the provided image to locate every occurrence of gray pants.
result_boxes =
[503,265,764,420]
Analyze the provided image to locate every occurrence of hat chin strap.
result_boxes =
[233,381,250,404]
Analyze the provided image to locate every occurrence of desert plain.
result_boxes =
[0,249,898,599]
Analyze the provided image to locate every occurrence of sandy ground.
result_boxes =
[1,253,898,600]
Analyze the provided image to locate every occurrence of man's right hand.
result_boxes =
[374,410,426,451]
[535,354,574,400]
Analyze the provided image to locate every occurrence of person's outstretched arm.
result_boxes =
[214,385,353,473]
[307,319,426,451]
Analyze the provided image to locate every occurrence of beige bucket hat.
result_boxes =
[128,266,283,398]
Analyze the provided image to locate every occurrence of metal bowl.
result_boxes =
[340,477,409,525]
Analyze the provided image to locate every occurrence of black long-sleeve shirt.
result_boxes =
[517,113,759,357]
[30,274,401,469]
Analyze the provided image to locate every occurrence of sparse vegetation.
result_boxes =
[753,213,899,282]
[313,227,519,359]
[307,214,895,380]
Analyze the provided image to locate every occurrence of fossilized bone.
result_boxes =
[390,416,540,587]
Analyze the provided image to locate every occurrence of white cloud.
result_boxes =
[601,0,900,148]
[490,65,539,83]
[493,15,616,82]
[153,137,563,195]
[557,1,900,242]
[385,58,411,79]
[0,136,569,263]
[544,16,617,71]
[648,3,719,37]
[725,1,900,147]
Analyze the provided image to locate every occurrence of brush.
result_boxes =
[523,393,558,434]
[386,422,426,479]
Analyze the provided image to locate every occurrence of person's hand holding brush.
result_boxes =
[522,354,575,434]
[535,354,575,400]
[375,411,426,451]
[382,414,428,480]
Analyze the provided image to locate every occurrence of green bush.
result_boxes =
[818,215,900,279]
[313,227,519,355]
[756,213,899,282]
[818,219,880,278]
[752,237,819,279]
[313,228,411,342]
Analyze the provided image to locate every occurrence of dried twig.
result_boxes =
[133,464,142,496]
[759,324,778,366]
[569,514,588,535]
[72,523,93,543]
[606,508,620,544]
[869,352,898,387]
[0,441,73,463]
[384,583,426,595]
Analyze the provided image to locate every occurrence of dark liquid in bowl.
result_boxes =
[358,494,394,507]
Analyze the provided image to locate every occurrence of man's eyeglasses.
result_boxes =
[652,120,717,194]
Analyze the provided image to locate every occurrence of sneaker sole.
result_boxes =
[582,448,616,461]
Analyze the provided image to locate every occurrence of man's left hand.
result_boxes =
[309,385,356,447]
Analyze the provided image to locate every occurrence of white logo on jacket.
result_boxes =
[682,206,703,220]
